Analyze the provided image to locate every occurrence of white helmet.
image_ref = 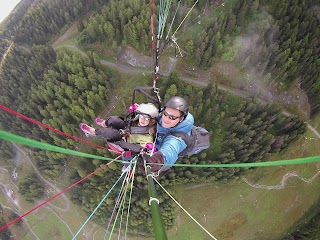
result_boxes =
[136,103,159,118]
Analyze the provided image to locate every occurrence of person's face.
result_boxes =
[139,114,151,126]
[161,107,183,128]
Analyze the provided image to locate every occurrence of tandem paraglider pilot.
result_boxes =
[144,96,194,173]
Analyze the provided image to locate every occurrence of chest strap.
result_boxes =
[129,126,150,134]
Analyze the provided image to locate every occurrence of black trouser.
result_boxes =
[104,116,126,130]
[95,116,142,152]
[94,116,126,141]
[95,128,123,142]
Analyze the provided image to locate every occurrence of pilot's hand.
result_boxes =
[143,151,164,172]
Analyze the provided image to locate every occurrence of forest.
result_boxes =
[0,0,319,238]
[75,0,320,115]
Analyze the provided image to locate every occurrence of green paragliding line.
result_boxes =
[0,130,123,163]
[1,130,320,168]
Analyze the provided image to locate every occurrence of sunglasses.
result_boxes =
[163,111,180,120]
[139,114,151,121]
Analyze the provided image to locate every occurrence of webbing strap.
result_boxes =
[129,126,150,134]
[132,86,160,104]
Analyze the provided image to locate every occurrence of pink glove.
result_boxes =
[145,142,156,152]
[129,103,139,113]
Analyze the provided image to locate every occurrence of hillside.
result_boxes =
[0,0,320,239]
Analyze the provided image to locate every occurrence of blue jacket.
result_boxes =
[155,112,194,171]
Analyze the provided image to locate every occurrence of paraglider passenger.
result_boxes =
[80,103,159,153]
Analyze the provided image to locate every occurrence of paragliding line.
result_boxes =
[107,177,131,240]
[165,0,181,40]
[150,0,155,50]
[0,104,112,152]
[72,167,126,240]
[0,158,118,232]
[0,130,123,163]
[1,130,320,168]
[104,165,133,239]
[154,177,217,240]
[123,161,137,239]
[172,0,199,37]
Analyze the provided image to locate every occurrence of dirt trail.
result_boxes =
[54,42,320,140]
[242,168,320,190]
[52,23,311,114]
[13,144,71,212]
[52,22,78,47]
[1,144,75,238]
[0,183,19,209]
[1,204,40,240]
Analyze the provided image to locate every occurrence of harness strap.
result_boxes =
[129,126,150,134]
[132,86,161,109]
[160,131,193,152]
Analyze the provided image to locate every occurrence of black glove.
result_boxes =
[106,116,126,130]
[143,151,165,172]
[115,141,142,153]
[95,128,122,142]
